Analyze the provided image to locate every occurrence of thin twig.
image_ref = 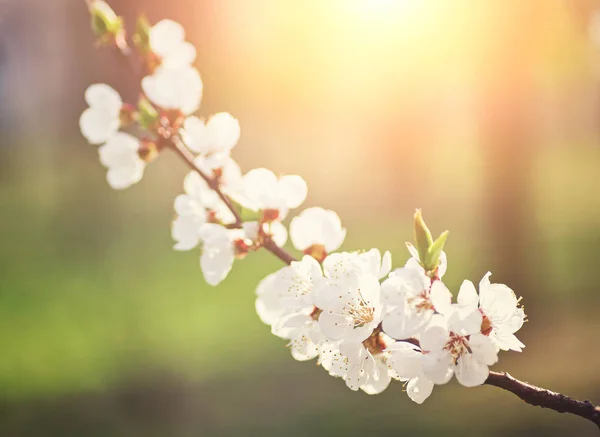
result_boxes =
[485,371,600,429]
[169,137,297,266]
[169,136,243,227]
[103,24,600,429]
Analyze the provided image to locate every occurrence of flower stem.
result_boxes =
[169,137,297,266]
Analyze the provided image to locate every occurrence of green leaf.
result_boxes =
[137,97,158,130]
[425,230,449,272]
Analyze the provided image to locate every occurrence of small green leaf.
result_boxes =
[137,96,158,130]
[425,230,449,272]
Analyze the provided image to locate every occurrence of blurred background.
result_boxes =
[1,0,600,435]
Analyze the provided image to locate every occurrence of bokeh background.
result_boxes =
[1,0,600,436]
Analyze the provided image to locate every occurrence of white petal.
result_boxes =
[457,280,479,309]
[105,166,143,190]
[382,304,432,340]
[455,353,489,387]
[150,19,185,58]
[242,168,279,210]
[421,350,454,385]
[84,83,122,111]
[406,376,434,404]
[254,271,284,326]
[429,281,452,315]
[171,215,204,250]
[361,360,391,395]
[200,238,234,286]
[98,133,145,189]
[290,327,321,361]
[420,325,449,352]
[469,333,499,366]
[387,342,423,379]
[162,41,196,67]
[289,207,345,252]
[379,251,392,279]
[318,311,353,341]
[206,112,241,153]
[279,175,308,209]
[447,306,482,336]
[380,268,428,307]
[79,107,120,145]
[267,221,288,247]
[142,66,202,114]
[182,116,208,153]
[405,242,420,261]
[492,331,525,352]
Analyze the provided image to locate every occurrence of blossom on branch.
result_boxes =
[456,272,526,352]
[149,19,196,68]
[290,207,346,262]
[142,65,203,115]
[239,168,308,219]
[98,132,146,189]
[80,84,122,145]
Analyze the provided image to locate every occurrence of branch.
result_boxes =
[402,337,600,428]
[485,371,600,428]
[168,137,298,266]
[169,137,243,227]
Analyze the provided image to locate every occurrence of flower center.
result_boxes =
[408,290,434,313]
[363,330,387,356]
[443,332,471,363]
[347,294,375,328]
[480,310,493,336]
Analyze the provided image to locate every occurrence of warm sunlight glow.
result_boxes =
[346,0,420,22]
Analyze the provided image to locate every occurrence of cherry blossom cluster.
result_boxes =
[256,239,526,402]
[81,1,527,405]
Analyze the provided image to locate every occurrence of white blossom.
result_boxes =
[182,113,241,169]
[289,207,346,256]
[320,339,391,394]
[387,341,435,404]
[457,272,526,352]
[274,255,324,311]
[142,65,202,115]
[98,132,145,190]
[316,270,383,343]
[420,309,499,387]
[149,19,196,68]
[80,84,122,145]
[171,168,238,251]
[197,223,254,286]
[240,168,308,218]
[320,249,391,284]
[255,259,326,361]
[381,269,451,340]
